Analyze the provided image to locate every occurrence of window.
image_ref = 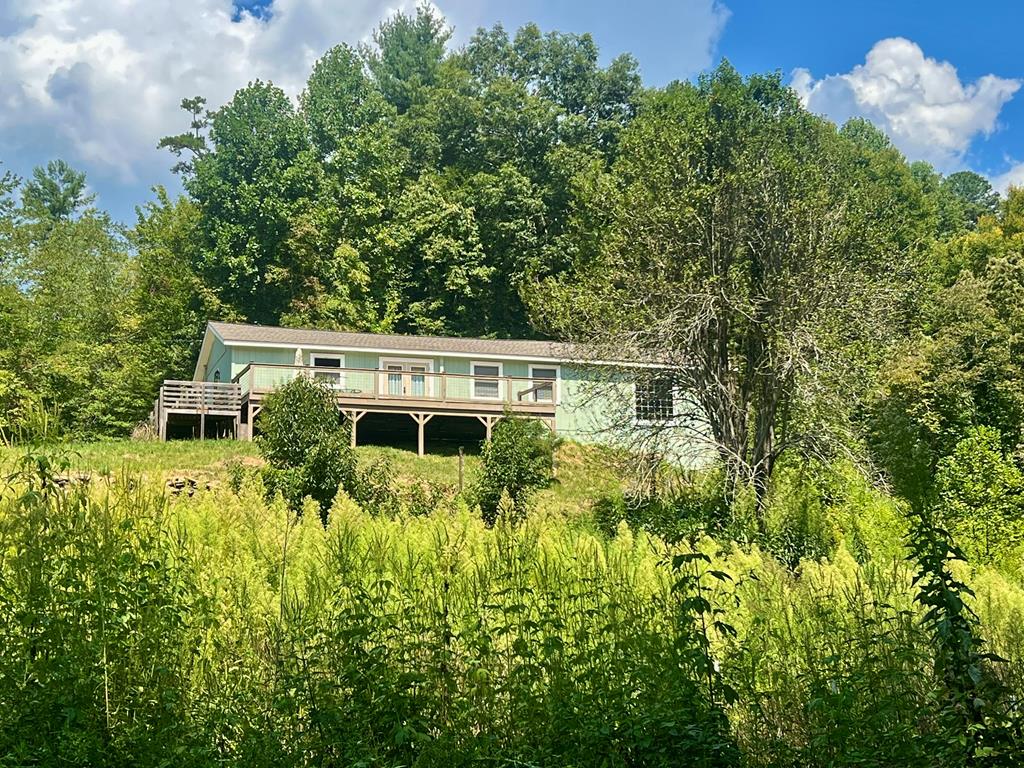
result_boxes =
[635,376,676,422]
[311,355,343,387]
[472,362,502,399]
[528,365,559,403]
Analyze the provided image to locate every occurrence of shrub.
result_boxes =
[352,455,401,516]
[473,414,556,525]
[592,472,731,543]
[256,376,356,518]
[934,425,1024,566]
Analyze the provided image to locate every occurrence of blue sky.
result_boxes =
[1,0,1021,222]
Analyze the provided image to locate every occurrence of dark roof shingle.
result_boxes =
[209,321,574,360]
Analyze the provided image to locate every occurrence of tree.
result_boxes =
[943,171,1000,229]
[302,45,393,166]
[365,5,450,114]
[130,189,220,384]
[867,187,1024,508]
[256,376,357,518]
[474,414,556,525]
[21,160,94,225]
[934,426,1024,564]
[187,81,315,323]
[533,64,930,514]
[14,206,138,436]
[157,96,210,175]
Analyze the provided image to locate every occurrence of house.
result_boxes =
[153,321,681,455]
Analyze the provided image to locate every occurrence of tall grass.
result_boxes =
[0,452,735,766]
[1,448,1022,766]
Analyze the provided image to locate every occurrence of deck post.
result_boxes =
[410,413,434,456]
[477,415,497,441]
[344,410,366,448]
[199,411,206,440]
[246,400,254,441]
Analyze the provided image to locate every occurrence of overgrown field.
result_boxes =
[1,441,1023,767]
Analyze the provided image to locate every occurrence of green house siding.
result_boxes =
[555,364,631,441]
[200,340,666,448]
[206,337,231,383]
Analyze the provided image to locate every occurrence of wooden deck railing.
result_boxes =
[231,364,557,412]
[159,380,242,413]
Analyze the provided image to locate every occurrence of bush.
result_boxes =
[352,455,401,516]
[592,472,731,543]
[256,376,357,518]
[934,425,1024,566]
[473,414,556,525]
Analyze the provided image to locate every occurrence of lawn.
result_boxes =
[0,437,626,517]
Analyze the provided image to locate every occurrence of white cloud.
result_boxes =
[792,38,1020,171]
[0,0,415,195]
[992,162,1024,193]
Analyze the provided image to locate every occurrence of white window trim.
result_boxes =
[528,363,560,405]
[309,352,346,389]
[379,356,435,397]
[471,360,504,400]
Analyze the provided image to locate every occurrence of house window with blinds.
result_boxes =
[529,365,558,403]
[472,362,502,399]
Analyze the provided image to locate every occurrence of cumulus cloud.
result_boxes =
[991,162,1024,193]
[0,0,415,198]
[792,38,1020,171]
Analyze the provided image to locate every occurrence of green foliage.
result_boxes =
[21,159,94,225]
[934,426,1024,567]
[157,96,210,175]
[593,479,729,543]
[473,414,556,525]
[907,512,1019,764]
[188,81,313,324]
[0,451,747,767]
[256,376,356,516]
[868,189,1024,508]
[366,5,450,114]
[532,62,937,514]
[943,170,1001,228]
[1,447,1022,766]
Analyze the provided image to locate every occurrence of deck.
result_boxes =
[155,364,557,454]
[154,380,242,440]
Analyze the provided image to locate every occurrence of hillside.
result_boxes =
[1,437,1023,765]
[0,438,626,518]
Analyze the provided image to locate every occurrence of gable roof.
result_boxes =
[207,321,574,361]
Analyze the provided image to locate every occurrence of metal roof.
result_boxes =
[208,321,575,361]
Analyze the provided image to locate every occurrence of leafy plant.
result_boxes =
[934,426,1024,565]
[908,511,1019,765]
[473,413,557,525]
[256,375,356,518]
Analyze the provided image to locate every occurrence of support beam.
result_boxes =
[246,400,254,441]
[343,410,367,448]
[476,414,499,441]
[199,412,206,440]
[410,412,434,456]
